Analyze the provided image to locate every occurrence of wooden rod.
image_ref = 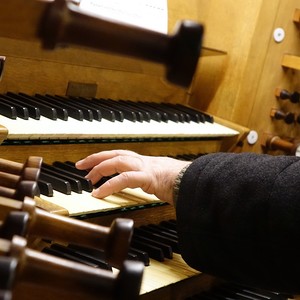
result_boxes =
[1,236,143,300]
[0,197,133,268]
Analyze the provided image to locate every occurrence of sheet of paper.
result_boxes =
[78,0,168,33]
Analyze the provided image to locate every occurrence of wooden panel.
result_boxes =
[0,138,239,164]
[188,0,300,154]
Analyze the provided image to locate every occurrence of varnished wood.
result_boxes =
[0,157,42,175]
[0,168,40,189]
[0,196,134,268]
[0,126,8,144]
[282,54,300,70]
[2,235,144,300]
[1,0,299,299]
[0,181,38,201]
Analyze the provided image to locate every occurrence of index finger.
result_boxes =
[76,150,139,170]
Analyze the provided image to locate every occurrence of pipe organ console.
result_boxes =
[2,0,300,299]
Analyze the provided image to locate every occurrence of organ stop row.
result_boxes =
[1,0,298,299]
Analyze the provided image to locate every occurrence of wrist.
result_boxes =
[173,163,191,207]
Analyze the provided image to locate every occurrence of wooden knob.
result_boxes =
[270,108,295,124]
[266,135,300,156]
[275,88,300,103]
[0,196,134,269]
[0,235,143,299]
[0,157,42,175]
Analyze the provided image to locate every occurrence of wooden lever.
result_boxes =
[0,197,133,268]
[0,167,40,189]
[0,1,202,87]
[0,181,39,201]
[0,256,15,300]
[38,0,203,87]
[0,157,42,175]
[265,135,300,156]
[0,235,143,300]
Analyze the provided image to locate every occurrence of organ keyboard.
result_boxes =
[0,0,252,299]
[0,93,239,141]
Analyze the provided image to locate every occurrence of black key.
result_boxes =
[42,163,82,193]
[138,226,179,253]
[130,239,164,262]
[34,94,68,120]
[129,247,150,266]
[145,224,178,240]
[160,103,187,123]
[106,99,138,122]
[123,100,160,122]
[94,98,124,122]
[39,172,71,195]
[67,244,112,270]
[59,161,89,177]
[158,103,191,122]
[51,95,94,121]
[132,233,173,259]
[143,102,179,122]
[0,101,17,119]
[176,103,214,123]
[119,100,151,122]
[9,92,57,120]
[79,98,116,122]
[0,95,29,119]
[43,246,100,268]
[38,180,54,197]
[39,94,83,121]
[52,244,112,271]
[68,96,102,121]
[149,223,178,237]
[173,104,204,123]
[138,101,169,122]
[155,223,178,236]
[2,94,40,120]
[159,220,178,232]
[51,161,93,192]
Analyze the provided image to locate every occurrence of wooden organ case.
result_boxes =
[3,0,300,299]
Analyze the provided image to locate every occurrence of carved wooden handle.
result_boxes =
[38,0,203,87]
[0,235,143,299]
[0,197,133,268]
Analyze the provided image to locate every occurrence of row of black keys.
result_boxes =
[37,154,203,196]
[0,92,213,123]
[186,282,291,300]
[42,219,179,269]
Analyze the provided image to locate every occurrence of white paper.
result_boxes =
[78,0,168,33]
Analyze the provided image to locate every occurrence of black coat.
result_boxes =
[176,152,300,294]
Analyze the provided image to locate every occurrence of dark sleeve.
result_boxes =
[176,152,300,294]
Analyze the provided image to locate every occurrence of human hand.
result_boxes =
[75,150,191,205]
